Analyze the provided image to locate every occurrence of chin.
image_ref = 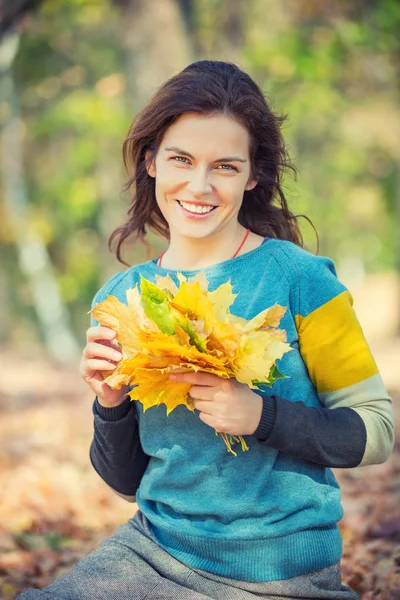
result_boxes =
[175,227,216,239]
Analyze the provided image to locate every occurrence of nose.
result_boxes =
[186,168,213,197]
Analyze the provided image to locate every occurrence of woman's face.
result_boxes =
[145,112,257,240]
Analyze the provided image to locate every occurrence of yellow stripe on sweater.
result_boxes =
[295,290,378,393]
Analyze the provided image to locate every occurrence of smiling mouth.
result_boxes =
[176,200,218,215]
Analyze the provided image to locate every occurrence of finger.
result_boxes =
[198,411,217,428]
[87,326,117,342]
[169,371,220,386]
[189,385,214,400]
[193,399,213,414]
[84,373,105,397]
[84,372,112,397]
[98,338,123,355]
[83,358,119,374]
[84,341,122,362]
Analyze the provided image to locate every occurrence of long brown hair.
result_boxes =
[110,60,317,266]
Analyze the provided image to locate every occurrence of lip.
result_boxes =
[177,200,217,207]
[176,200,218,219]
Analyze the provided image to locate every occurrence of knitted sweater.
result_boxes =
[89,238,394,582]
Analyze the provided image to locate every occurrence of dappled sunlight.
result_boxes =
[1,0,399,597]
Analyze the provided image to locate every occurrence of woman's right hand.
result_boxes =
[80,326,130,408]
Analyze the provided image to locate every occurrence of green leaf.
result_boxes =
[252,364,289,388]
[179,318,207,352]
[268,364,289,384]
[140,276,176,335]
[140,276,207,351]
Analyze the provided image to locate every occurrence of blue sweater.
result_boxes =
[90,238,394,582]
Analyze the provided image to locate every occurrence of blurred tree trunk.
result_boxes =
[101,0,248,268]
[0,31,79,360]
[116,0,193,109]
[97,0,194,269]
[393,62,400,334]
[396,156,400,333]
[0,0,42,39]
[190,0,246,63]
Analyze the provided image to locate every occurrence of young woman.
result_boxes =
[18,60,394,600]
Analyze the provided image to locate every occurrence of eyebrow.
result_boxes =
[164,146,247,163]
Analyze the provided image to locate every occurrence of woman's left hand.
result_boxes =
[169,372,263,436]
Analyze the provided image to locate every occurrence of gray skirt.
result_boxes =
[17,509,360,600]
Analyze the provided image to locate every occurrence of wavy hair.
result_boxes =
[110,60,317,265]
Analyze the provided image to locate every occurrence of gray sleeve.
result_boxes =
[253,395,367,468]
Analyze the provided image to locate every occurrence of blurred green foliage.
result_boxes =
[0,0,399,348]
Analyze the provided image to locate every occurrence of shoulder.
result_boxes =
[92,260,157,303]
[267,239,338,280]
[91,269,130,307]
[90,260,155,325]
[266,239,348,316]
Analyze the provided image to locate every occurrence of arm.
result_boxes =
[254,247,395,468]
[90,396,151,502]
[88,279,150,501]
[253,394,368,468]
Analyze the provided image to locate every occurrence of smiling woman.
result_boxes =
[109,60,305,271]
[17,60,394,600]
[142,111,259,269]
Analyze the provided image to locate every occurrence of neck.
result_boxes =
[159,223,249,270]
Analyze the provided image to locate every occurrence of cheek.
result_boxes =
[157,165,186,193]
[220,180,247,205]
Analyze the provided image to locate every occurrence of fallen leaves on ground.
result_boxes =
[0,346,399,599]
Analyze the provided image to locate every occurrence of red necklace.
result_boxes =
[157,228,251,268]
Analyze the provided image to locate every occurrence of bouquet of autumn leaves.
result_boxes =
[90,272,292,455]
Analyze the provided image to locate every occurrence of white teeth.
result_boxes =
[179,201,215,214]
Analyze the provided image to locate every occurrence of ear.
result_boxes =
[245,177,257,191]
[145,150,156,178]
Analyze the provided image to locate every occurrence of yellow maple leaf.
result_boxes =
[172,281,216,334]
[155,274,179,296]
[243,304,287,332]
[233,330,291,387]
[89,294,142,355]
[208,280,238,321]
[89,273,292,456]
[129,369,193,414]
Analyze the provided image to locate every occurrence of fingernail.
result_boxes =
[114,351,122,360]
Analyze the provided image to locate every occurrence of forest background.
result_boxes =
[0,0,399,598]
